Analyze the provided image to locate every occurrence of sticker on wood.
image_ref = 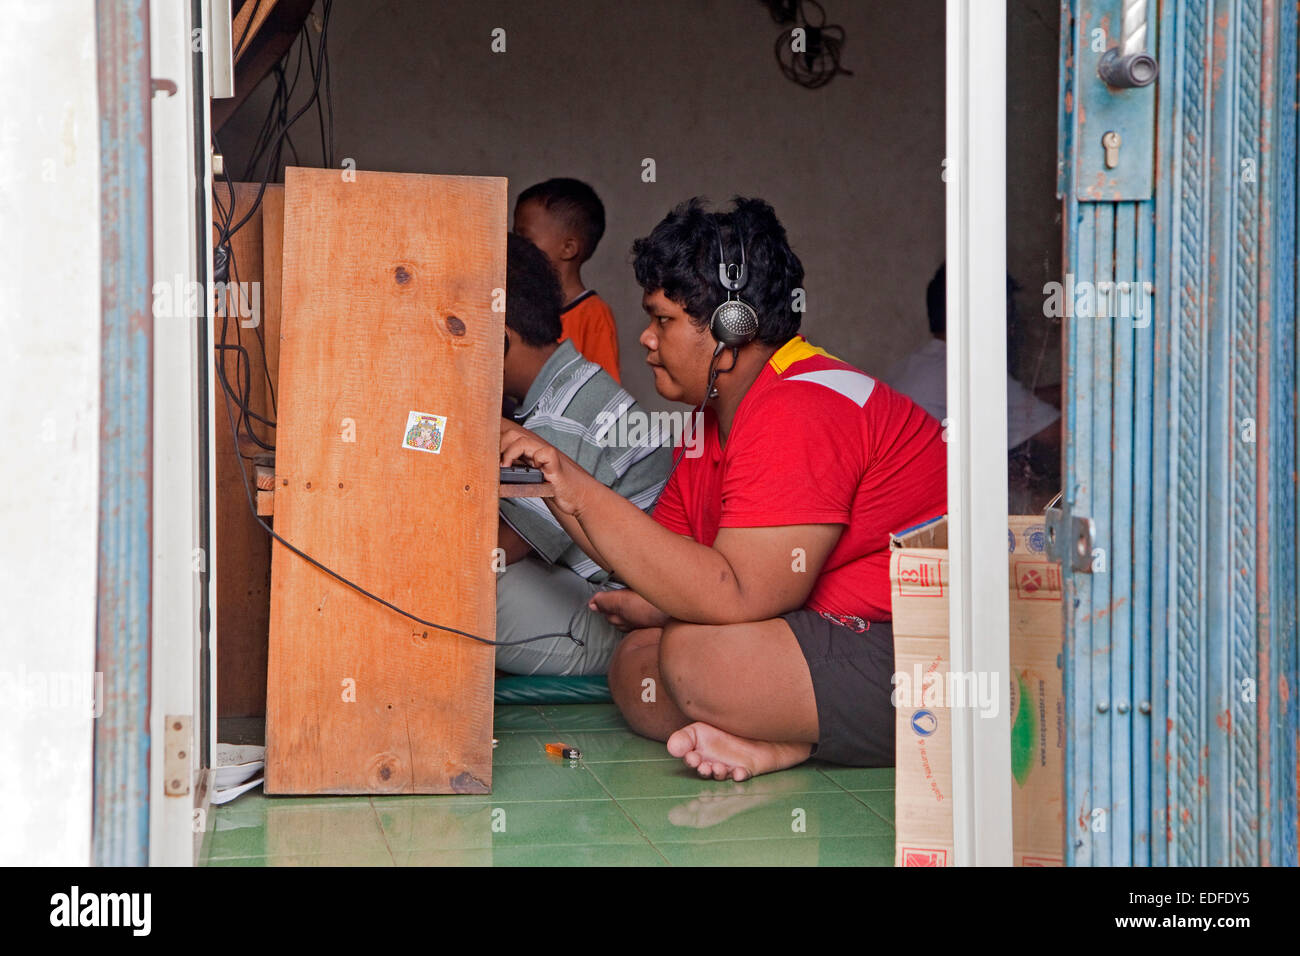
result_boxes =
[266,167,505,794]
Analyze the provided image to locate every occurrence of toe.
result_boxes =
[666,726,697,758]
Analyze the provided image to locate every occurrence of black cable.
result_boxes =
[767,0,853,89]
[217,242,277,451]
[214,345,276,451]
[233,0,260,61]
[215,357,582,648]
[223,185,279,421]
[240,64,282,181]
[303,5,330,168]
[323,18,335,169]
[241,30,306,182]
[279,33,306,170]
[220,0,332,244]
[213,137,277,450]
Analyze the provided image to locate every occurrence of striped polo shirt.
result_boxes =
[501,339,673,582]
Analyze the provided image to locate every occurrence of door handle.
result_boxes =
[1097,0,1158,88]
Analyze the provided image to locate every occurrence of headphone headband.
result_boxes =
[710,218,759,348]
[717,222,748,292]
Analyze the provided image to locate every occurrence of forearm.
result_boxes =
[542,499,614,573]
[571,476,746,623]
[499,421,748,620]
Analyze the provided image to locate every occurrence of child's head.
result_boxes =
[505,232,563,348]
[503,232,564,400]
[513,178,606,269]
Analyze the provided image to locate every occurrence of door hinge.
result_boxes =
[1046,505,1096,573]
[164,715,192,796]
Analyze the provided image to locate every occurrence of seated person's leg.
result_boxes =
[610,611,895,778]
[607,626,692,740]
[495,555,624,676]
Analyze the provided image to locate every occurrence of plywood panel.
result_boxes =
[214,182,277,718]
[266,167,505,794]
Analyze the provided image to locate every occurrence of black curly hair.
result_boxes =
[516,178,607,263]
[506,232,564,347]
[631,197,805,346]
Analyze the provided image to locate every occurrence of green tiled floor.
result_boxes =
[200,704,895,866]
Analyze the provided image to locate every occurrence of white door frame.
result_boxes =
[944,0,1014,866]
[149,0,213,865]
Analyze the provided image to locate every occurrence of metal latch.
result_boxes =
[1045,495,1096,573]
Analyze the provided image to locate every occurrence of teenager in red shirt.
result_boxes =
[501,197,947,779]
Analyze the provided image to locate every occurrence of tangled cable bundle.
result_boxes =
[764,0,853,90]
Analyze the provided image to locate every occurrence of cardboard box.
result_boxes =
[888,515,1064,866]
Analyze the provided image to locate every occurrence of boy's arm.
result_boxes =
[501,418,614,571]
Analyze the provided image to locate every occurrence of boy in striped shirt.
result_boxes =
[495,233,673,674]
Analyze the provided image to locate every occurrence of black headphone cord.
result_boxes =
[649,343,730,508]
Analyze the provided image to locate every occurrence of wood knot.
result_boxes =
[367,751,407,791]
[394,265,412,285]
[450,771,490,794]
[445,314,466,336]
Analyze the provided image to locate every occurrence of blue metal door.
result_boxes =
[1056,0,1297,866]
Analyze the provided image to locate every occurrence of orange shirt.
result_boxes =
[559,290,620,382]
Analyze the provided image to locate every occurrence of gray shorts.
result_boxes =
[494,556,625,676]
[782,608,896,767]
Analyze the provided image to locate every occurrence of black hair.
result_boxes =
[926,263,946,338]
[506,232,564,347]
[630,196,805,347]
[924,262,1020,339]
[515,178,607,262]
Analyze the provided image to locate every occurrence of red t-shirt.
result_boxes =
[652,336,947,623]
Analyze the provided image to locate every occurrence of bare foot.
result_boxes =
[666,722,813,781]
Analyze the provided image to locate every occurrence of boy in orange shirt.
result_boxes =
[513,178,621,381]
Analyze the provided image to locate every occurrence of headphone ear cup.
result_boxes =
[710,298,759,348]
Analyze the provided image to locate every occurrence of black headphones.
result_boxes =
[710,219,759,349]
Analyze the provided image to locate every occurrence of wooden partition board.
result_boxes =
[266,167,505,794]
[213,182,282,718]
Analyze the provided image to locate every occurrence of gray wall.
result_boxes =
[223,0,1060,413]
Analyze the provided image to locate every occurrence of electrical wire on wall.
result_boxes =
[211,0,336,458]
[763,0,853,89]
[217,0,335,250]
